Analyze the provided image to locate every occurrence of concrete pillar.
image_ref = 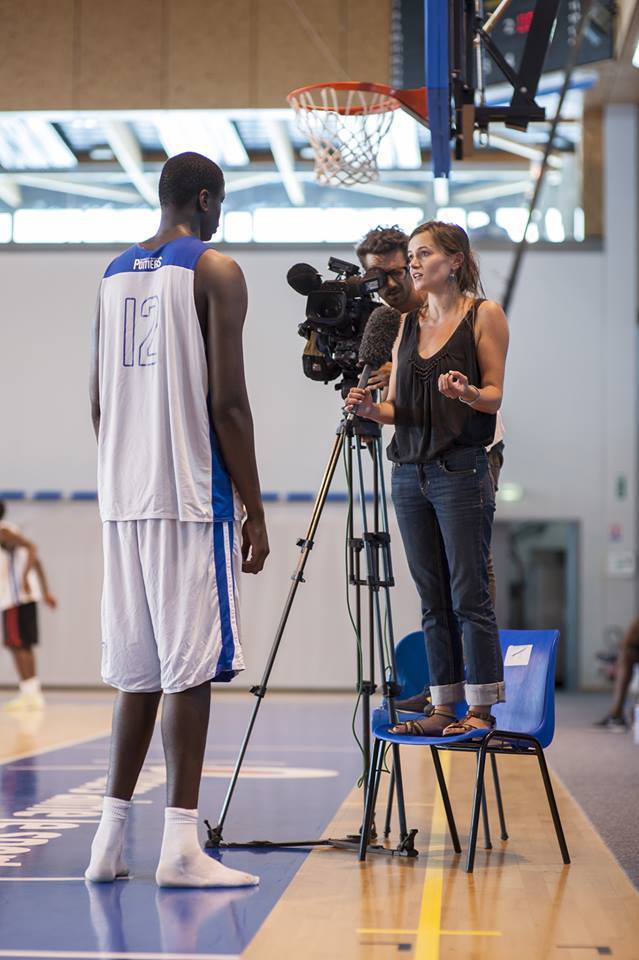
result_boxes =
[599,104,639,679]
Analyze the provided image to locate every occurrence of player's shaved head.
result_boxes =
[159,152,225,209]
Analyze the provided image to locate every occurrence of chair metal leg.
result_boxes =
[466,743,488,873]
[359,738,382,861]
[534,744,571,864]
[383,763,395,839]
[430,746,461,854]
[490,753,509,840]
[390,742,409,841]
[481,788,492,849]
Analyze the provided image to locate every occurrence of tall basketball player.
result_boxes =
[86,152,269,888]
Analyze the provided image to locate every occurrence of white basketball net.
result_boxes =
[289,85,398,187]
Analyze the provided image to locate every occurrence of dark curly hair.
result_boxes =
[158,152,224,209]
[355,225,409,266]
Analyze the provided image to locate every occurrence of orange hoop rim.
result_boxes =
[288,81,399,116]
[287,81,428,123]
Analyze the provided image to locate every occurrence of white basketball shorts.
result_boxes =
[101,519,244,694]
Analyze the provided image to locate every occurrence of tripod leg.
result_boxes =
[490,753,508,841]
[211,431,346,842]
[359,738,382,861]
[383,763,395,838]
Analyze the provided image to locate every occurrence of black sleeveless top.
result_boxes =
[387,300,496,463]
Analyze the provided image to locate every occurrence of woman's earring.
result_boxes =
[448,271,457,284]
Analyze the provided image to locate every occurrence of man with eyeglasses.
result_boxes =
[356,226,423,392]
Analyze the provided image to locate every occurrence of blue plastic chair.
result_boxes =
[382,631,506,855]
[361,629,570,872]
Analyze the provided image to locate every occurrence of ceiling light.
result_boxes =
[433,178,450,206]
[0,118,77,170]
[155,113,249,167]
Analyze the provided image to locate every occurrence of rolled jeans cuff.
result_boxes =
[465,681,506,707]
[430,681,466,705]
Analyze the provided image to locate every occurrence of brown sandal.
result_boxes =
[390,706,457,737]
[442,710,495,737]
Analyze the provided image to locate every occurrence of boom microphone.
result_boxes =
[347,305,401,421]
[287,262,322,296]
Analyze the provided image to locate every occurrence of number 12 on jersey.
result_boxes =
[123,295,160,367]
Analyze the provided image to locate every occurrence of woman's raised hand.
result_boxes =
[438,369,470,400]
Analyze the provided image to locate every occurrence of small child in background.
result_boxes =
[0,500,57,710]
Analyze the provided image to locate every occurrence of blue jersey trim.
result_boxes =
[104,236,209,278]
[212,521,236,678]
[209,424,235,522]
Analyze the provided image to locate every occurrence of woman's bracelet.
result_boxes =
[459,385,481,406]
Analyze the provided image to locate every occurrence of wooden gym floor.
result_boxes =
[0,691,637,960]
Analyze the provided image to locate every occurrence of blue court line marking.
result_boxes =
[0,698,362,957]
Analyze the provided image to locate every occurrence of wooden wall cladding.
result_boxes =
[167,0,253,108]
[0,0,75,109]
[0,0,390,110]
[582,107,603,240]
[74,0,166,109]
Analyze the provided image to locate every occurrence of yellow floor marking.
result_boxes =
[412,750,451,960]
[357,928,502,937]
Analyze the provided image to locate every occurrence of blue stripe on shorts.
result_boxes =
[212,521,237,682]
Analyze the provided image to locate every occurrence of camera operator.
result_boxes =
[346,221,509,737]
[355,226,423,393]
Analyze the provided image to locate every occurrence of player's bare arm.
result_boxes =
[195,251,269,575]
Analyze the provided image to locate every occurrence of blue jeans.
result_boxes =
[391,446,505,707]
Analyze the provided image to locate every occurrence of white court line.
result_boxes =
[0,952,239,960]
[0,731,110,765]
[0,877,93,882]
[6,765,109,771]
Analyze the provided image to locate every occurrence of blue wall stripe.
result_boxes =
[0,490,375,503]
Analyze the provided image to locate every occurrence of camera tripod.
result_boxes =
[205,411,418,858]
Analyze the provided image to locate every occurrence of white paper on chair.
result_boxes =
[504,644,533,666]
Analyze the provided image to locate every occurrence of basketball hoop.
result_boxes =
[287,81,428,187]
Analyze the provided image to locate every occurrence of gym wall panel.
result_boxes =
[166,0,253,108]
[344,0,391,83]
[253,0,348,108]
[0,244,621,692]
[74,0,166,109]
[0,0,75,110]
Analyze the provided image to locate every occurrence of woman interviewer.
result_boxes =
[345,221,509,736]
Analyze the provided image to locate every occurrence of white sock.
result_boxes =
[85,796,131,882]
[20,677,41,696]
[156,808,259,888]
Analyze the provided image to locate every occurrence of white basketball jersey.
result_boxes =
[97,236,236,524]
[0,523,43,611]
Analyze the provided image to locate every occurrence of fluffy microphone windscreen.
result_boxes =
[358,306,401,369]
[286,262,322,296]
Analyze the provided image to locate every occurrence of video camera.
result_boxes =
[286,257,386,390]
